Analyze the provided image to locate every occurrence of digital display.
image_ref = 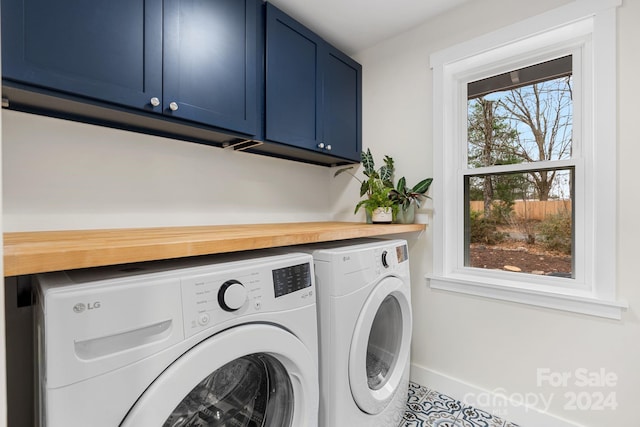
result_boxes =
[396,244,408,263]
[272,263,312,298]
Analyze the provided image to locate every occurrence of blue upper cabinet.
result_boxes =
[322,46,362,161]
[265,4,322,151]
[163,0,259,135]
[1,0,359,165]
[265,3,361,163]
[1,0,163,110]
[1,0,259,136]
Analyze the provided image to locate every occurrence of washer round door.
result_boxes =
[348,276,412,415]
[121,324,318,427]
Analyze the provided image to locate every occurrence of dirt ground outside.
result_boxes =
[469,228,572,276]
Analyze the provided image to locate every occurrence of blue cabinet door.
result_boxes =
[265,3,323,151]
[1,0,163,111]
[265,3,361,162]
[2,0,259,136]
[163,0,259,135]
[322,47,362,161]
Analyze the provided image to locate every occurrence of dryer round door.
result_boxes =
[348,276,412,415]
[121,323,318,427]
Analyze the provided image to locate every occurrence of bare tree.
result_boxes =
[498,77,572,200]
[467,98,519,217]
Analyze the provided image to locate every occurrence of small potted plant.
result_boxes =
[334,149,397,223]
[389,176,433,224]
[355,179,397,223]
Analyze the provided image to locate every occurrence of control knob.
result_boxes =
[381,250,389,268]
[218,280,248,312]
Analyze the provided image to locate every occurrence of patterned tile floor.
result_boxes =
[401,382,521,427]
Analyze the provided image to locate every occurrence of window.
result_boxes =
[429,0,626,319]
[466,57,575,278]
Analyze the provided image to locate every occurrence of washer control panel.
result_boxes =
[180,255,314,338]
[272,262,312,298]
[375,243,408,270]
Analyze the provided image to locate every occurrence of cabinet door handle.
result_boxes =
[326,144,332,151]
[150,97,160,107]
[317,142,325,149]
[169,102,179,111]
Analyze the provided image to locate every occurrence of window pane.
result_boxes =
[464,168,574,278]
[467,56,573,168]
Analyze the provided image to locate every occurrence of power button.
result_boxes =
[198,313,211,326]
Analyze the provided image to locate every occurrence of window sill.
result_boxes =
[426,274,627,320]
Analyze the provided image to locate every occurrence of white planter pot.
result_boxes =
[371,207,393,223]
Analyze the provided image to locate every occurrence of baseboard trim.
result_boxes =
[410,363,584,427]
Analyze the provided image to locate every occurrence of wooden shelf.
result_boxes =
[3,221,425,276]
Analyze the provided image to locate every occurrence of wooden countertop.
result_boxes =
[3,221,425,276]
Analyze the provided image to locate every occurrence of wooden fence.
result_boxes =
[470,200,571,221]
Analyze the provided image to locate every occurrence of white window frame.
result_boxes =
[429,0,627,319]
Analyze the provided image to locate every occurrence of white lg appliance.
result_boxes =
[34,251,319,427]
[299,239,413,427]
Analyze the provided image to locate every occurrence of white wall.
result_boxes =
[345,0,640,426]
[2,111,333,231]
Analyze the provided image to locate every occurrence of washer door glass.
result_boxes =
[348,276,412,415]
[164,353,293,427]
[121,324,317,427]
[366,295,402,391]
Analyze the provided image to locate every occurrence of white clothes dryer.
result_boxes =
[299,239,412,427]
[34,251,319,427]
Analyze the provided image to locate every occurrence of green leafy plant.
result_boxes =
[354,179,397,216]
[389,176,433,210]
[334,149,396,215]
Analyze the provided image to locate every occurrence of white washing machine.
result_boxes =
[300,239,413,427]
[34,251,319,427]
